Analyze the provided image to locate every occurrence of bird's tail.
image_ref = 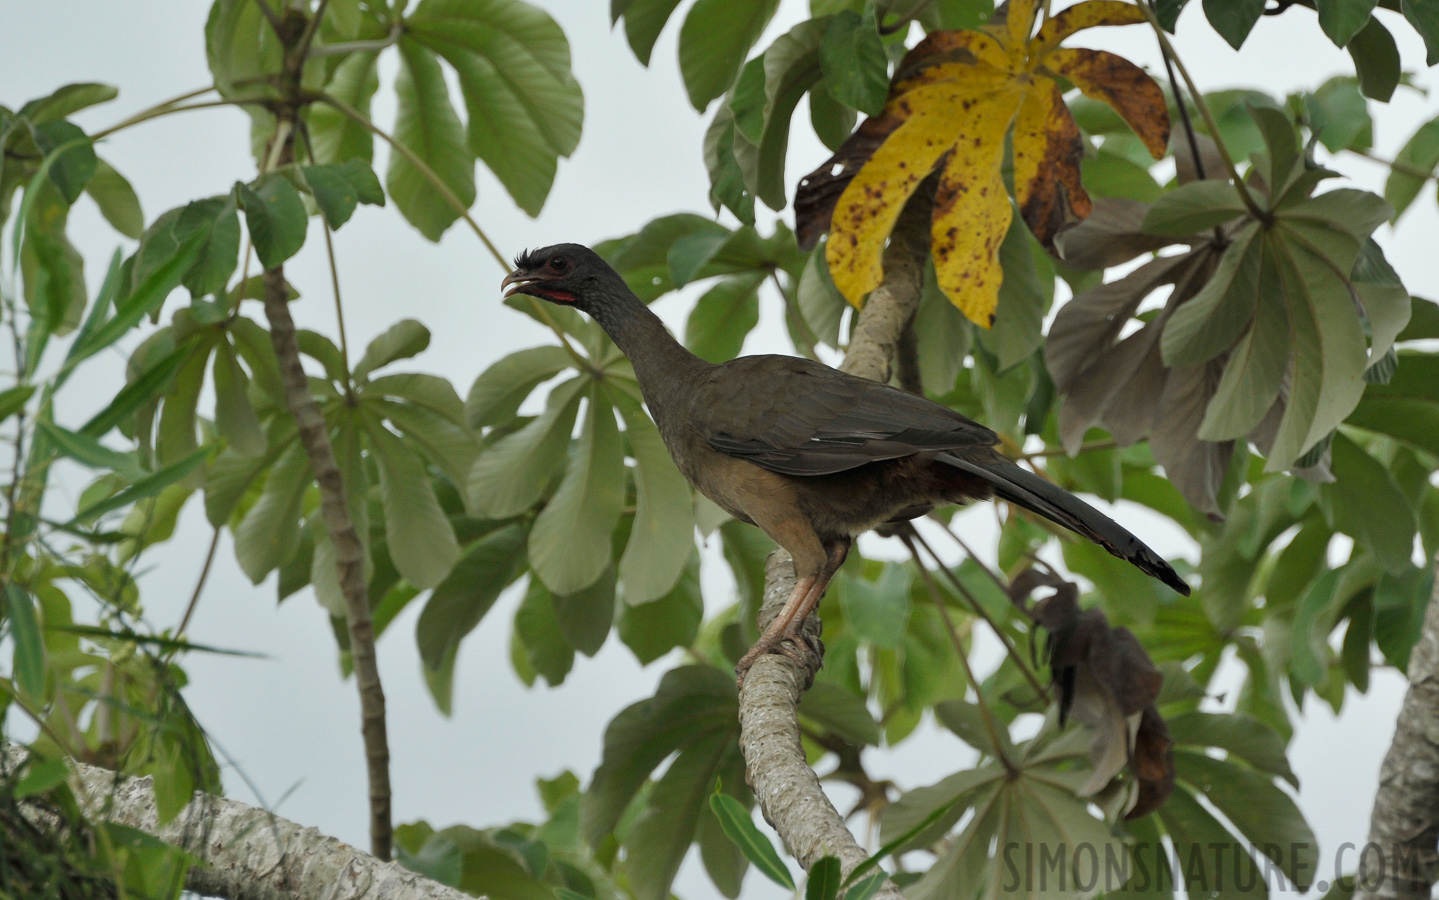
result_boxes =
[937,453,1190,596]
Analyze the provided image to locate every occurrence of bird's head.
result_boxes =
[501,243,620,314]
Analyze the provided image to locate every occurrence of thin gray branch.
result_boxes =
[1356,550,1439,900]
[737,189,931,897]
[2,743,468,900]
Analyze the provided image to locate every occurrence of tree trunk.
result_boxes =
[1355,550,1439,900]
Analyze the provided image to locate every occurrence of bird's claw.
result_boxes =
[734,630,824,691]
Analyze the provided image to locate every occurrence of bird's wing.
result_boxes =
[691,356,998,476]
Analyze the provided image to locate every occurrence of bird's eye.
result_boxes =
[550,256,568,272]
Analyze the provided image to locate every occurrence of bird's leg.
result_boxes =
[736,539,852,687]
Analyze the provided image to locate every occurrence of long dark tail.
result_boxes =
[937,453,1190,596]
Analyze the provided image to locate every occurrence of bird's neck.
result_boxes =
[589,289,709,425]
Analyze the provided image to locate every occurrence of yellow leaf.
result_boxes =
[932,92,1021,325]
[827,79,1008,306]
[1032,0,1148,52]
[1012,80,1090,246]
[796,0,1170,326]
[1005,0,1042,53]
[1046,48,1170,158]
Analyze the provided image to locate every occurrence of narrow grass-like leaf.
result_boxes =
[709,793,795,889]
[6,585,46,698]
[67,446,210,525]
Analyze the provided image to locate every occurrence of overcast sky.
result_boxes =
[3,2,1437,897]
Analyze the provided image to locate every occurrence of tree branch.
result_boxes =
[3,744,466,900]
[261,39,392,862]
[1356,550,1439,900]
[737,188,931,897]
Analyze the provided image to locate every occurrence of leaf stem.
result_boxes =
[309,24,404,58]
[294,0,331,62]
[174,527,221,641]
[321,223,355,396]
[90,98,270,142]
[901,532,1018,773]
[1135,0,1268,222]
[1346,146,1438,182]
[251,0,284,35]
[904,526,1050,702]
[313,91,590,369]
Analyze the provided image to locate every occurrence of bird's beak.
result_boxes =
[501,269,539,298]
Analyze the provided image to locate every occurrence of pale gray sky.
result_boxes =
[2,2,1434,897]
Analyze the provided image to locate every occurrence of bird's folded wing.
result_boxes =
[693,357,998,476]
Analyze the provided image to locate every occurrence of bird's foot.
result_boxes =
[734,629,824,691]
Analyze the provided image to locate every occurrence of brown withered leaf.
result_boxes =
[1010,569,1174,819]
[795,0,1170,327]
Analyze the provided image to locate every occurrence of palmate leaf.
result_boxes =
[796,0,1168,326]
[528,384,626,595]
[609,389,695,604]
[679,0,783,111]
[388,38,476,241]
[468,375,586,517]
[406,0,583,217]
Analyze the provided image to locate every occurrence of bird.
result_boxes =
[501,243,1190,684]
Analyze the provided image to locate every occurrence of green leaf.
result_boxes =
[68,446,210,525]
[0,386,36,423]
[1384,115,1439,222]
[417,522,529,672]
[36,420,143,480]
[733,19,826,211]
[552,565,615,657]
[14,757,69,799]
[1320,433,1417,571]
[685,273,763,363]
[615,0,685,65]
[627,730,739,900]
[366,417,460,589]
[705,104,757,224]
[85,158,144,239]
[612,391,695,604]
[987,215,1048,371]
[33,120,97,204]
[838,564,911,649]
[19,82,118,122]
[1176,751,1319,889]
[1198,246,1287,440]
[407,0,584,217]
[1142,180,1248,237]
[1306,77,1371,153]
[529,387,626,595]
[617,553,704,663]
[679,0,783,111]
[180,197,241,298]
[797,681,880,745]
[234,442,310,583]
[308,50,381,164]
[1348,16,1400,102]
[354,318,430,381]
[1202,0,1265,49]
[821,10,888,117]
[709,793,795,889]
[387,38,476,241]
[806,856,842,900]
[809,83,857,152]
[583,665,738,844]
[1403,0,1439,65]
[465,345,572,429]
[239,173,308,268]
[1165,711,1297,786]
[212,342,266,457]
[304,161,385,229]
[797,244,848,348]
[82,338,199,438]
[514,575,575,685]
[468,376,586,517]
[1317,0,1377,45]
[6,584,46,698]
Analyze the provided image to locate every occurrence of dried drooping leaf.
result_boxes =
[1053,197,1176,270]
[795,0,1169,326]
[1010,569,1174,819]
